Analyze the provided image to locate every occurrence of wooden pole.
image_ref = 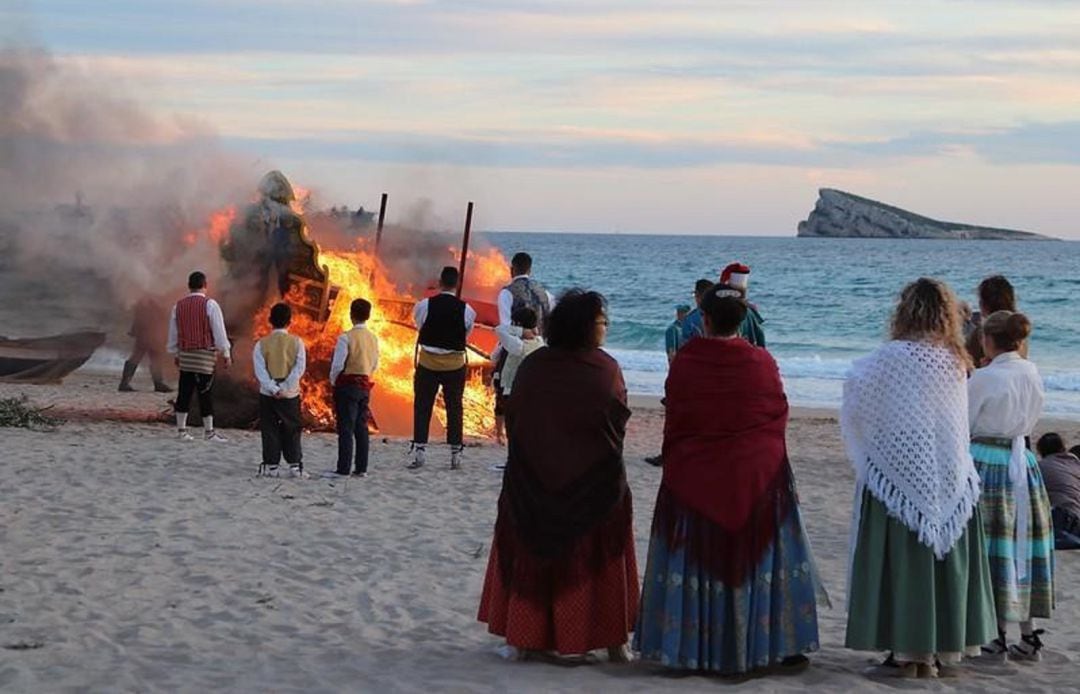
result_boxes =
[369,192,388,284]
[456,201,474,298]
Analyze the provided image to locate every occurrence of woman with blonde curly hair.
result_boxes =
[842,278,996,678]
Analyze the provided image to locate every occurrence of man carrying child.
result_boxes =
[491,307,545,469]
[253,302,307,477]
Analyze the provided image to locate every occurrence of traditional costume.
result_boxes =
[167,291,231,440]
[329,321,379,475]
[841,340,997,666]
[720,262,766,348]
[253,329,307,476]
[968,351,1053,654]
[411,292,476,469]
[634,337,821,674]
[478,347,638,655]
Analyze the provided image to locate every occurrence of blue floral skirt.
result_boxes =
[633,500,820,674]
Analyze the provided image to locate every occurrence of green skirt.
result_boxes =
[845,491,997,656]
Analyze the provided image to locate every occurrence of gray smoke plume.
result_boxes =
[0,47,251,338]
[0,47,507,347]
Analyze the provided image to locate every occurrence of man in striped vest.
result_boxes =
[329,298,380,476]
[410,266,476,470]
[253,303,307,477]
[167,271,232,441]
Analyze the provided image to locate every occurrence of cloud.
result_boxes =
[222,118,1080,170]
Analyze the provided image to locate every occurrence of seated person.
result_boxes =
[1036,432,1080,550]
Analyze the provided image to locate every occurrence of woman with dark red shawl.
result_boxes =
[478,289,639,663]
[634,285,821,675]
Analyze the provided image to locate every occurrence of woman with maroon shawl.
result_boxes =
[478,289,638,662]
[634,285,821,675]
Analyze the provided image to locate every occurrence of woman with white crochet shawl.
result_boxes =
[841,278,996,678]
[968,310,1053,661]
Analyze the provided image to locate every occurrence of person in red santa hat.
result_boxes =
[719,262,766,347]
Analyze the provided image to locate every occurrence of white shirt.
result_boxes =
[495,324,544,395]
[413,292,477,354]
[329,323,379,385]
[166,291,231,359]
[252,330,307,398]
[968,351,1044,438]
[497,274,556,327]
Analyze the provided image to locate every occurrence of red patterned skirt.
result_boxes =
[477,522,639,654]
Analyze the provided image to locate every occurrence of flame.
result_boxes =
[180,206,237,247]
[207,207,236,244]
[255,245,502,439]
[290,185,311,216]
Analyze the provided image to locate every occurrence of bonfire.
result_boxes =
[184,171,507,439]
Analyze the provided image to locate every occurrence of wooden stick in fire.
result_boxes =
[456,201,474,299]
[369,192,389,284]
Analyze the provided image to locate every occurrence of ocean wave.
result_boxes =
[1044,372,1080,393]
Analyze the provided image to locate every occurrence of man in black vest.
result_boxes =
[410,266,477,470]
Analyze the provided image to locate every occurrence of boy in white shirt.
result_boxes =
[252,303,307,477]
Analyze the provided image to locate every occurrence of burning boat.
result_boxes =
[207,171,506,437]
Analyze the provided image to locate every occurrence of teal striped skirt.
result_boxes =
[971,442,1055,622]
[633,498,820,674]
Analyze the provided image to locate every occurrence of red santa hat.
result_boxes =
[719,262,751,290]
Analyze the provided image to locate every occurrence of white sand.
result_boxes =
[1,374,1079,692]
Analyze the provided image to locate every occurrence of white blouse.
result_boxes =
[968,351,1044,438]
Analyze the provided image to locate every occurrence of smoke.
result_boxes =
[304,194,507,301]
[0,47,252,336]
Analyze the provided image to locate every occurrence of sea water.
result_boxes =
[485,233,1080,417]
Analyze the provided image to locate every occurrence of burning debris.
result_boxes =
[196,170,507,438]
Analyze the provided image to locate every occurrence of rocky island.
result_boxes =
[797,189,1053,240]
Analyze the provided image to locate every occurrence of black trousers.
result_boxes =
[175,371,214,416]
[259,394,303,468]
[413,365,466,447]
[334,384,371,475]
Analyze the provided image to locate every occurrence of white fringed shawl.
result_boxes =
[841,340,981,561]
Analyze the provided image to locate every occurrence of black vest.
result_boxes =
[418,293,467,351]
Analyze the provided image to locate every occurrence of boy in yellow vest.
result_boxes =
[253,303,307,477]
[329,298,380,476]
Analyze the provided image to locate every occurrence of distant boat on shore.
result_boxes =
[0,331,106,384]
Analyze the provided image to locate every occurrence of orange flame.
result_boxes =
[255,244,503,439]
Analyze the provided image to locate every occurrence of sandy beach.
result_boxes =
[1,372,1078,693]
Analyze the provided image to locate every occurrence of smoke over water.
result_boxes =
[0,47,250,337]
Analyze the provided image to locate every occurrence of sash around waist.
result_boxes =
[971,436,1014,449]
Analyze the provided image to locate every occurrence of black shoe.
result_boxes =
[154,382,174,393]
[644,455,663,467]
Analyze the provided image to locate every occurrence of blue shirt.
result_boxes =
[665,319,683,359]
[680,308,705,347]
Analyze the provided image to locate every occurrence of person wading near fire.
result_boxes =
[119,294,173,393]
[411,266,476,471]
[253,303,307,478]
[329,298,380,477]
[167,271,231,442]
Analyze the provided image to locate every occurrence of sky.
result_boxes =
[4,0,1080,237]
